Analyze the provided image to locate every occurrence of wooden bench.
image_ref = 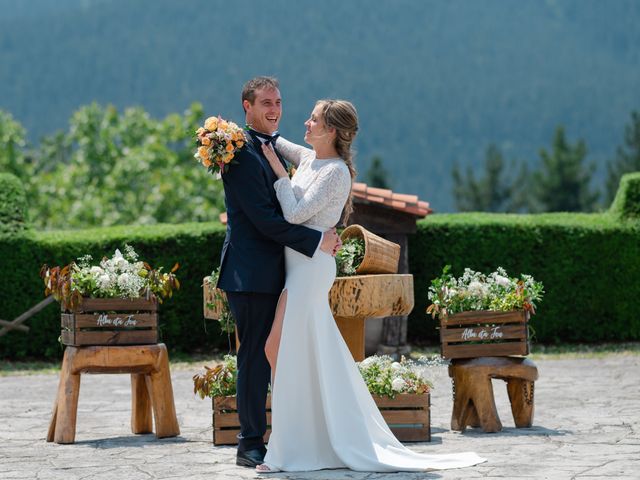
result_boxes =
[448,356,538,433]
[47,343,180,444]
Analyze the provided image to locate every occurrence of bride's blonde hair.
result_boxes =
[316,99,358,225]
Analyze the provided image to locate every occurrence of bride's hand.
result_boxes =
[261,143,288,179]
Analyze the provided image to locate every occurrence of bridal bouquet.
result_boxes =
[426,265,544,319]
[40,245,180,310]
[195,116,246,177]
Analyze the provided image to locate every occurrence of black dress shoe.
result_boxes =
[236,448,266,468]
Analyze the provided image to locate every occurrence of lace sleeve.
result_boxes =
[275,137,313,167]
[273,164,350,225]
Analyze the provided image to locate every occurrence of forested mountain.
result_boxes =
[1,0,639,211]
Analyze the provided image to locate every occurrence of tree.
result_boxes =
[0,110,30,180]
[364,156,391,189]
[529,126,599,212]
[605,111,640,204]
[28,102,226,229]
[452,144,525,212]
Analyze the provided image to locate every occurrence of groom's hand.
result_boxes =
[320,228,342,257]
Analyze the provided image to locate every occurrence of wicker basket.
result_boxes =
[340,224,400,274]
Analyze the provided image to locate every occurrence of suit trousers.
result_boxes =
[225,291,279,452]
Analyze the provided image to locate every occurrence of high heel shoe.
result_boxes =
[256,463,282,474]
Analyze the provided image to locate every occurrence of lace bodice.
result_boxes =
[273,137,351,229]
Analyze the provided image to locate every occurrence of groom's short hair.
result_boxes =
[242,76,280,107]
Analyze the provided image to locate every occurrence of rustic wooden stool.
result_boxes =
[47,343,180,444]
[448,356,538,433]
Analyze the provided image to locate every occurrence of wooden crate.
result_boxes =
[212,395,271,445]
[440,310,529,359]
[61,297,158,346]
[373,393,430,442]
[211,393,429,445]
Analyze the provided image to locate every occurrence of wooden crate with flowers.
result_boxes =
[427,266,544,359]
[41,245,179,346]
[194,354,438,445]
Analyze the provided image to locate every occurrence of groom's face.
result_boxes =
[244,87,282,135]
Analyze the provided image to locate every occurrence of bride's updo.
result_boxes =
[317,99,358,224]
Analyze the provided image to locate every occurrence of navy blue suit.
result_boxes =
[217,130,321,452]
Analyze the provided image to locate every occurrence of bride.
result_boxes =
[257,99,486,473]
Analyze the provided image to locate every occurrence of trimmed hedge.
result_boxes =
[0,222,227,359]
[1,203,639,359]
[610,172,640,220]
[0,173,27,236]
[408,212,640,344]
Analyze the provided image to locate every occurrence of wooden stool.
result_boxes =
[448,356,538,433]
[47,343,180,444]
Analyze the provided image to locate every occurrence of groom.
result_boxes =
[216,76,341,468]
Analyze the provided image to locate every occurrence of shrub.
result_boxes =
[408,212,640,344]
[0,173,28,236]
[0,222,227,359]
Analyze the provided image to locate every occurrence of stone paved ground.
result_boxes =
[1,353,639,480]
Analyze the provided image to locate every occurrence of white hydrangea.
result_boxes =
[391,377,407,392]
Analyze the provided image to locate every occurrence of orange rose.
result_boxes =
[236,140,244,148]
[204,117,218,131]
[218,120,228,130]
[223,153,234,163]
[198,146,210,161]
[225,142,234,152]
[202,157,213,167]
[201,136,211,146]
[196,127,206,136]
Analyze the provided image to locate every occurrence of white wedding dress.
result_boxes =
[263,138,486,472]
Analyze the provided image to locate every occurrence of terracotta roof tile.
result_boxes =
[352,183,431,217]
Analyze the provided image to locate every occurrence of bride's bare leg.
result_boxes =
[265,289,288,385]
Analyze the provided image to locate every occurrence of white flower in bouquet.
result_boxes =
[391,377,407,392]
[97,273,113,290]
[467,280,488,298]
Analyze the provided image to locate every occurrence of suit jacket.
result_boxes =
[217,130,322,294]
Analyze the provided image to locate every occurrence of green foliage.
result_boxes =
[364,156,391,189]
[26,102,224,229]
[530,126,599,212]
[192,354,238,398]
[335,237,365,276]
[205,267,235,334]
[606,111,640,204]
[609,172,640,220]
[408,212,640,344]
[452,144,526,212]
[0,222,227,359]
[0,173,28,236]
[0,110,31,181]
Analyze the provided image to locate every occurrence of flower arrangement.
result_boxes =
[193,354,440,399]
[195,116,246,178]
[193,355,237,399]
[205,267,235,334]
[335,237,365,276]
[426,265,544,319]
[357,355,439,398]
[40,245,180,311]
